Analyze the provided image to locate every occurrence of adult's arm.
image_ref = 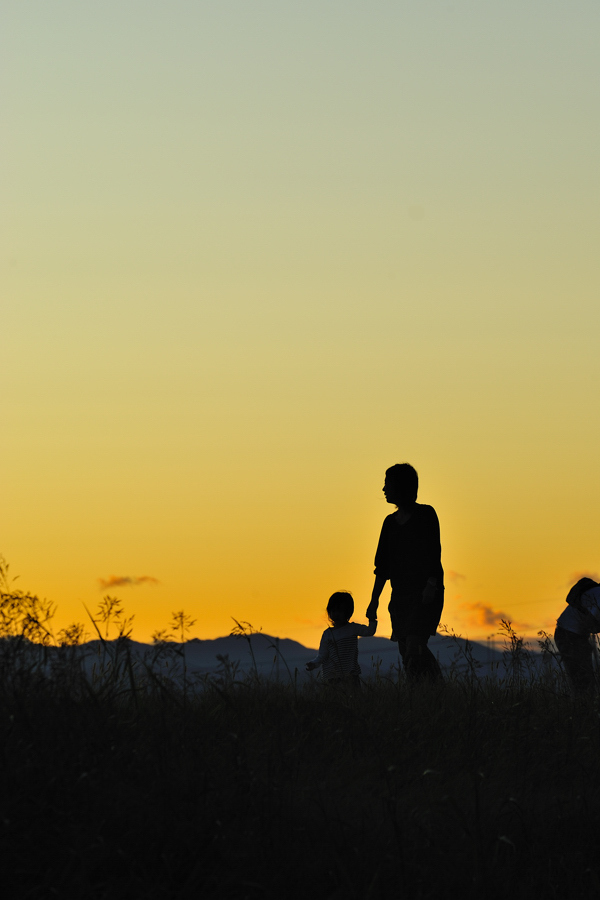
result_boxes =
[367,518,391,619]
[366,574,387,620]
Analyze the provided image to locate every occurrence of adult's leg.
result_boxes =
[398,634,442,682]
[554,626,595,694]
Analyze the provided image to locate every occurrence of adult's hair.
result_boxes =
[327,591,354,625]
[385,463,419,508]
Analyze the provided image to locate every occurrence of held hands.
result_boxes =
[366,602,378,620]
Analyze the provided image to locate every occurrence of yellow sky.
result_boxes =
[2,1,599,648]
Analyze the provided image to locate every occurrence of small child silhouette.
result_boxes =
[306,591,377,687]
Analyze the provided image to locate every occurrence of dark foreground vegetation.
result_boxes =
[3,658,600,898]
[1,563,600,898]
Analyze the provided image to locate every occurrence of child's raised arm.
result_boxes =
[354,618,377,637]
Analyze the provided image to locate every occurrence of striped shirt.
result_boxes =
[309,620,377,680]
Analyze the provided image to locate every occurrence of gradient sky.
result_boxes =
[3,1,599,648]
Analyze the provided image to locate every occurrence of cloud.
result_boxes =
[446,570,466,585]
[98,575,160,590]
[457,601,531,633]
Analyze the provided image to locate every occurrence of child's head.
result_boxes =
[327,591,354,626]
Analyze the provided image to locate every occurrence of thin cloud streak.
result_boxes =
[98,575,160,590]
[446,570,466,584]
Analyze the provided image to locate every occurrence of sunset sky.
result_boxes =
[3,1,599,648]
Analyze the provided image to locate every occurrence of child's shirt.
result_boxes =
[308,620,377,680]
[557,585,600,636]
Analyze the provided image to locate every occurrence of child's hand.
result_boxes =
[305,661,316,671]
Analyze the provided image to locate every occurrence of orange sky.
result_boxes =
[3,2,599,649]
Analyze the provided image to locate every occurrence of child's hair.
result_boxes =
[327,591,354,626]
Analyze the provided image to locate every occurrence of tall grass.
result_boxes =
[1,561,599,898]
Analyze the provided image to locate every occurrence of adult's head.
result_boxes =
[327,591,354,626]
[383,463,419,509]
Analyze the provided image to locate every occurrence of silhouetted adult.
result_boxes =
[366,463,444,681]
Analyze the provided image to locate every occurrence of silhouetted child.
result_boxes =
[555,576,600,693]
[306,591,377,687]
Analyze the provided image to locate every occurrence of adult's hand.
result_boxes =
[366,601,378,620]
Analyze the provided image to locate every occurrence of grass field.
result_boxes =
[1,570,600,898]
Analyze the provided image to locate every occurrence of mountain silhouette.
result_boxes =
[16,630,532,683]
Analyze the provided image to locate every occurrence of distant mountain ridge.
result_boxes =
[21,630,537,681]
